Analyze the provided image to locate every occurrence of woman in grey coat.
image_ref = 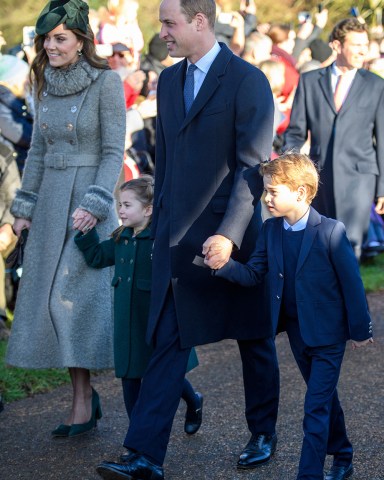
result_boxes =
[6,0,126,437]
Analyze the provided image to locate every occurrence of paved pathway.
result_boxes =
[1,293,383,480]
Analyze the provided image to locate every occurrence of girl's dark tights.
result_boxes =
[122,377,198,419]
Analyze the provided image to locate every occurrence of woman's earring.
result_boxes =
[77,50,83,56]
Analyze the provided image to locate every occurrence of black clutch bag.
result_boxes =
[6,229,29,269]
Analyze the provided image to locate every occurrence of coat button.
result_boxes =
[48,138,54,144]
[279,273,283,278]
[124,240,128,245]
[120,258,125,263]
[69,140,75,145]
[130,259,133,264]
[42,106,48,112]
[71,105,77,113]
[118,277,122,282]
[127,277,131,282]
[43,91,48,97]
[133,241,137,246]
[276,295,280,300]
[41,123,48,130]
[66,123,74,131]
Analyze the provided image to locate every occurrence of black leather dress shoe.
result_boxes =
[184,392,203,435]
[96,454,164,480]
[237,433,277,469]
[325,464,354,480]
[119,449,135,463]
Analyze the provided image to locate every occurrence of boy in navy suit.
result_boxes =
[205,152,373,480]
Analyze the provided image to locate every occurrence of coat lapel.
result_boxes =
[318,66,336,114]
[170,59,187,129]
[179,43,233,132]
[296,207,321,274]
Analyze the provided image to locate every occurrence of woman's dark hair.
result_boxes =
[30,23,109,99]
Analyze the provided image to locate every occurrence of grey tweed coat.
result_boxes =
[6,59,126,369]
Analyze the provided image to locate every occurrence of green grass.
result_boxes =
[360,254,384,293]
[0,340,70,402]
[0,255,382,405]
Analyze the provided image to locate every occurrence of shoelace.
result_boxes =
[246,434,264,449]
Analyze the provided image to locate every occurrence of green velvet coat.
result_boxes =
[75,226,198,378]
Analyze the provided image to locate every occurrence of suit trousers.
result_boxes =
[124,286,279,465]
[121,376,198,420]
[124,288,191,464]
[285,317,352,480]
[238,337,279,436]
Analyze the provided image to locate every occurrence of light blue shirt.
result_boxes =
[186,41,221,99]
[283,208,310,231]
[331,62,357,101]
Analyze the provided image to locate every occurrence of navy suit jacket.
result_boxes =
[216,207,372,347]
[148,43,274,347]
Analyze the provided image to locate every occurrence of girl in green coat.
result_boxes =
[75,175,203,436]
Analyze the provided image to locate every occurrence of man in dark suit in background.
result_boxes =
[284,18,384,260]
[97,1,279,479]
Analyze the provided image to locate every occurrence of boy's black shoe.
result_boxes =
[96,454,164,480]
[325,464,354,480]
[237,433,277,469]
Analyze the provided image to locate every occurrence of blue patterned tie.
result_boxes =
[184,64,197,115]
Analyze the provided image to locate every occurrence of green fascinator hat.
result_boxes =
[35,0,89,35]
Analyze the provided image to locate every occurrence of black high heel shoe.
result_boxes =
[68,388,102,437]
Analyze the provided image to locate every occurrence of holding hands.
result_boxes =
[72,208,97,234]
[203,234,233,270]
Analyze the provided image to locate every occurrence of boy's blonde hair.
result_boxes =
[260,152,319,203]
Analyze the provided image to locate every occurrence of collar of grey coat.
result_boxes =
[44,58,104,97]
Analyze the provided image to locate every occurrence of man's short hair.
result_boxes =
[260,152,319,203]
[180,0,216,31]
[329,18,368,45]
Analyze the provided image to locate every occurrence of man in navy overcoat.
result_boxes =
[97,1,279,479]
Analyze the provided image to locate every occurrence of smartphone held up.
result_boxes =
[22,26,36,47]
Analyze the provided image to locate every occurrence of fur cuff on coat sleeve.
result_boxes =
[10,189,39,220]
[79,185,113,221]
